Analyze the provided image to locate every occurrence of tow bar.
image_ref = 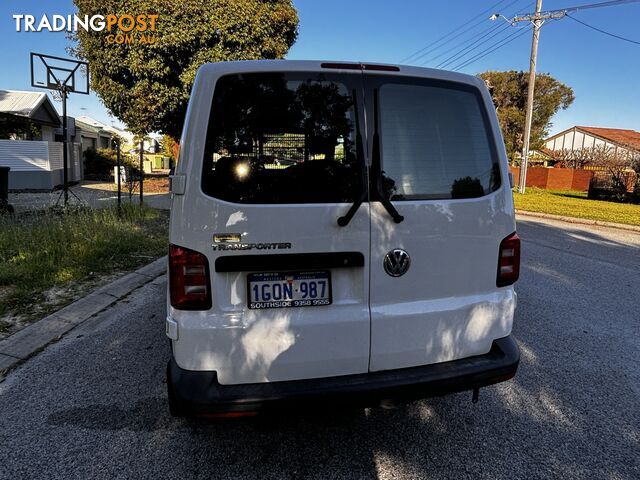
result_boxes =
[472,387,480,404]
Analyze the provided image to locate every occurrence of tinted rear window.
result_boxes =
[202,72,362,204]
[378,80,500,200]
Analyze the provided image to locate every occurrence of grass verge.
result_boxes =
[0,205,168,333]
[513,188,640,226]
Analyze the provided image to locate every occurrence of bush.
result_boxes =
[84,147,141,181]
[83,147,116,178]
[588,171,639,204]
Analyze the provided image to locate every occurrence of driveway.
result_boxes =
[8,181,170,211]
[0,216,638,479]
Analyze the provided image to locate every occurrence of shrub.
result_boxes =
[83,147,116,178]
[84,147,141,181]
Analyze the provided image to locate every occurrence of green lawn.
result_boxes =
[0,205,168,330]
[513,188,640,226]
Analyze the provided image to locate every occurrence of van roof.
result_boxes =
[197,60,486,89]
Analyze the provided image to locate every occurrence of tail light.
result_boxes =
[169,244,212,310]
[497,232,520,287]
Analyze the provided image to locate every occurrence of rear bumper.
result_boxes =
[168,335,519,415]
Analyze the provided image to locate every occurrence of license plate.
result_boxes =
[247,271,332,309]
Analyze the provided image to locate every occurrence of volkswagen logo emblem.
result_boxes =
[383,249,411,277]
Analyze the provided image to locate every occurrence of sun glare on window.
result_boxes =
[235,163,250,179]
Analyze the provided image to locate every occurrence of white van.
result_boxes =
[166,60,520,417]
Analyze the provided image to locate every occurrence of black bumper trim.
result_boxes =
[168,336,519,414]
[214,252,365,273]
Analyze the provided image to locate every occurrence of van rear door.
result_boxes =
[171,68,372,385]
[364,74,517,371]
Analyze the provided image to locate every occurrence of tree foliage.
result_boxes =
[0,113,39,140]
[161,134,177,159]
[550,148,593,169]
[479,70,574,162]
[71,0,299,138]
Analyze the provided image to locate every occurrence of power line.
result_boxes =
[546,0,640,15]
[424,0,534,68]
[413,0,525,65]
[428,23,504,67]
[437,23,512,68]
[401,0,514,63]
[401,0,510,63]
[566,12,640,44]
[452,26,532,71]
[508,0,640,21]
[406,17,500,65]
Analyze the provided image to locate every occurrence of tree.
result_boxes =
[161,134,177,159]
[71,0,298,139]
[0,113,39,140]
[587,146,635,195]
[479,71,574,163]
[550,148,593,169]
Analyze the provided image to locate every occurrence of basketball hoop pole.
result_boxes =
[61,88,69,206]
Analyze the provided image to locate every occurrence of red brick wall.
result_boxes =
[509,167,593,192]
[570,169,594,191]
[546,169,574,190]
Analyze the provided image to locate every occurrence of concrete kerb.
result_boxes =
[0,256,168,377]
[516,210,640,233]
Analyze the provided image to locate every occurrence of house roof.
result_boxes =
[76,115,132,142]
[575,126,640,152]
[75,118,103,135]
[75,115,107,128]
[0,89,60,126]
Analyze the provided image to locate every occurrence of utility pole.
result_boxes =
[518,0,543,194]
[115,139,122,215]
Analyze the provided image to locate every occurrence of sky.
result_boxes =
[0,0,639,135]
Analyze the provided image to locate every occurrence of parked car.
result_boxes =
[166,60,520,417]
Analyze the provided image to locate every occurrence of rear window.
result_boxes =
[202,72,362,204]
[378,81,500,200]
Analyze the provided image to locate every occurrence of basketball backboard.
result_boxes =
[30,52,89,95]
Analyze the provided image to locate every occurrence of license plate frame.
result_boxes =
[247,271,332,309]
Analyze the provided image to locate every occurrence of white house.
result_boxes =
[75,115,133,147]
[544,126,640,158]
[0,89,83,190]
[73,118,114,155]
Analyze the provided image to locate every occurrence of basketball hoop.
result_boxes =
[30,53,89,207]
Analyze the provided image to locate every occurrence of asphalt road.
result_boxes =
[1,216,638,480]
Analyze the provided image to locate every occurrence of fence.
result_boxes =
[509,166,593,192]
[589,170,637,193]
[0,140,82,190]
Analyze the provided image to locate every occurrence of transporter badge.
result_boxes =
[212,233,291,251]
